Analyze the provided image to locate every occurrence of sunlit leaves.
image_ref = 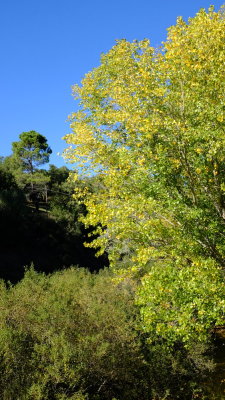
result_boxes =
[137,258,225,344]
[64,6,225,345]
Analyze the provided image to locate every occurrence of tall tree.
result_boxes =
[11,131,52,193]
[12,131,52,175]
[64,6,225,345]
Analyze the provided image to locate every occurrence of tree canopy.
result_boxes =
[12,130,52,174]
[64,6,225,345]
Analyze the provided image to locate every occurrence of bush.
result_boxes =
[0,267,215,399]
[0,268,147,399]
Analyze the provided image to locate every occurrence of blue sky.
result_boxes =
[0,0,223,168]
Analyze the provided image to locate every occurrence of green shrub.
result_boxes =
[0,268,146,399]
[0,267,215,399]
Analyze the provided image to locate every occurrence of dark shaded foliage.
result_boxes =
[0,162,108,283]
[0,205,108,282]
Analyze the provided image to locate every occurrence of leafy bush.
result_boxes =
[0,268,147,399]
[0,267,215,399]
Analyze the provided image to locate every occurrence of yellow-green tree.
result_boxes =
[64,6,225,344]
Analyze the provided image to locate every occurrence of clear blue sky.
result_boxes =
[0,0,223,168]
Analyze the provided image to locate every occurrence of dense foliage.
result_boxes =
[1,6,225,399]
[64,6,225,346]
[0,268,215,400]
[0,153,107,282]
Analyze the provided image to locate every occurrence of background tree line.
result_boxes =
[0,131,108,282]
